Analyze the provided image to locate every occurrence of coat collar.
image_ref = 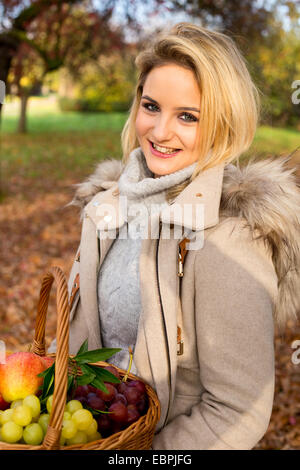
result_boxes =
[160,163,225,231]
[82,162,225,233]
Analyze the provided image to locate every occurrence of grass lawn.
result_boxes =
[0,96,299,191]
[249,126,300,158]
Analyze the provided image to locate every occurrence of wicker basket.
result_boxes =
[0,266,161,450]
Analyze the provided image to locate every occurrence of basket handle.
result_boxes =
[32,266,70,450]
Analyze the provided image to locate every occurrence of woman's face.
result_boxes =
[135,63,201,177]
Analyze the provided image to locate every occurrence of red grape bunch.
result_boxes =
[73,365,148,438]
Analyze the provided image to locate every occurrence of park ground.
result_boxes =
[0,96,300,449]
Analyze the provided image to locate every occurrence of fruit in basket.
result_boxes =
[66,430,88,445]
[127,404,141,425]
[0,393,10,411]
[85,418,98,436]
[0,345,152,447]
[10,399,23,409]
[60,400,102,445]
[95,383,116,402]
[0,352,47,402]
[38,413,50,434]
[1,421,23,443]
[12,404,32,426]
[86,393,106,411]
[61,419,77,439]
[71,409,94,431]
[66,399,83,414]
[41,356,55,369]
[0,393,44,444]
[46,395,54,414]
[0,408,14,425]
[108,402,128,424]
[73,376,148,438]
[24,341,152,445]
[23,394,41,418]
[23,423,44,445]
[65,344,150,439]
[96,413,111,435]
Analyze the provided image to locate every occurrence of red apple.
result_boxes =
[0,352,47,402]
[41,356,55,369]
[0,392,10,410]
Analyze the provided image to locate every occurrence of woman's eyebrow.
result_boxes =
[141,95,200,112]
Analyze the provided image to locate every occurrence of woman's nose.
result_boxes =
[152,116,174,143]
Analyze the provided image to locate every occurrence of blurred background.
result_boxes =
[0,0,299,450]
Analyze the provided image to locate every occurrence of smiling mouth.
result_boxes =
[149,140,181,154]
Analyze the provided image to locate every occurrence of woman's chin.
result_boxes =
[144,156,178,178]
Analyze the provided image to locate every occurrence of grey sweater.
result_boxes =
[97,147,196,373]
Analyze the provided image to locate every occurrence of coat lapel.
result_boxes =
[155,235,181,427]
[79,212,102,350]
[133,234,173,430]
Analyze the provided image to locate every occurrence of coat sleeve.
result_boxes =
[152,218,278,450]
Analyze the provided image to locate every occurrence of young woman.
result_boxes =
[49,22,300,449]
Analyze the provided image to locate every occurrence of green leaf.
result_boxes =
[67,375,74,394]
[80,364,109,393]
[40,363,55,401]
[44,376,54,400]
[76,374,95,386]
[90,376,109,394]
[37,365,52,378]
[75,347,122,365]
[76,338,89,356]
[88,364,121,384]
[76,364,96,385]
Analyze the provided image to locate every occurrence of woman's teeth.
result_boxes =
[152,142,179,154]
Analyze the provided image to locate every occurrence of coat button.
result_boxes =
[112,188,119,197]
[196,193,202,197]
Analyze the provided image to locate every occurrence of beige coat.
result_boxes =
[50,155,300,450]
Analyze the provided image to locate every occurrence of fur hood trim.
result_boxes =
[220,156,300,331]
[69,158,124,210]
[68,155,300,331]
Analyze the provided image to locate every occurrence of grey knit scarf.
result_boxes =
[98,147,196,373]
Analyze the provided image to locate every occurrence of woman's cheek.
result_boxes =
[178,125,199,152]
[136,111,154,138]
[135,111,147,138]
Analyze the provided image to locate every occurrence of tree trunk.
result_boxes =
[0,34,19,127]
[0,36,18,199]
[17,93,29,133]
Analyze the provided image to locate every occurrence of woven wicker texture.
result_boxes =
[0,266,160,450]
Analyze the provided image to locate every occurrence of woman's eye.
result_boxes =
[180,112,198,123]
[142,102,159,112]
[142,102,198,122]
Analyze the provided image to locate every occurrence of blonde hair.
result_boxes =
[121,22,260,201]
